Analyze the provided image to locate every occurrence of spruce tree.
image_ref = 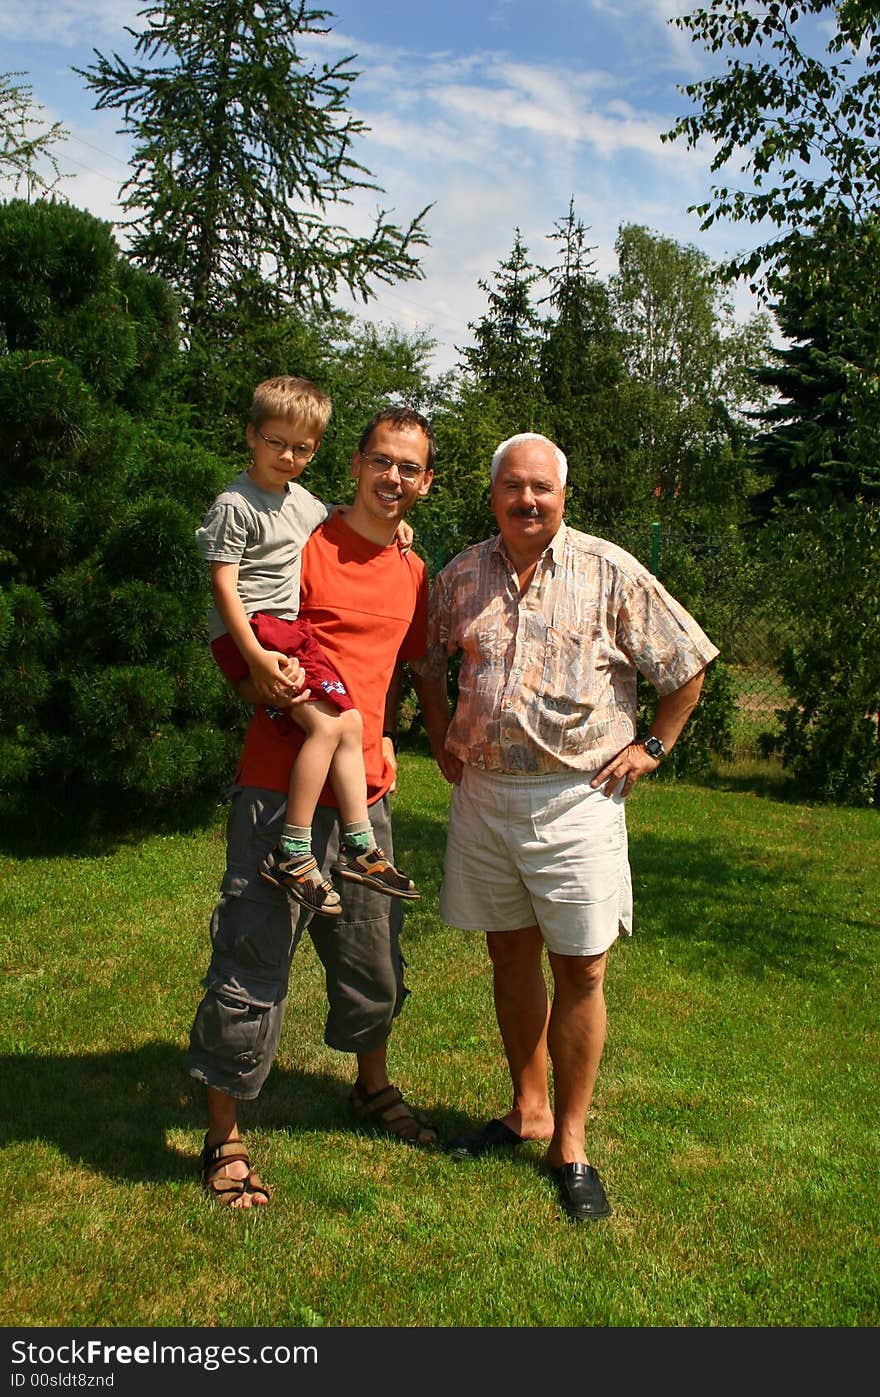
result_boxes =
[751,217,880,804]
[538,202,633,538]
[752,215,880,515]
[78,2,429,332]
[460,229,549,429]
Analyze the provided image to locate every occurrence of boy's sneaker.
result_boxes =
[333,846,420,900]
[260,847,342,917]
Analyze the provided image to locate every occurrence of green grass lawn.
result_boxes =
[2,752,878,1328]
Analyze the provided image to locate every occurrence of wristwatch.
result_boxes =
[642,734,666,762]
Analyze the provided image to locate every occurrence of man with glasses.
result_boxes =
[188,404,438,1207]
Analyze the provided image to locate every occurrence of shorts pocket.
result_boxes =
[190,978,274,1068]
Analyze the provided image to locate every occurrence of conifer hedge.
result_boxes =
[0,199,242,816]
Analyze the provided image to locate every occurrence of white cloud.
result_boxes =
[580,0,707,74]
[0,0,141,45]
[350,45,707,173]
[305,31,773,373]
[5,6,768,378]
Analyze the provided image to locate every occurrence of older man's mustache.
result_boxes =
[511,507,542,518]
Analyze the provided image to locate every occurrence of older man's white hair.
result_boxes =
[490,433,568,485]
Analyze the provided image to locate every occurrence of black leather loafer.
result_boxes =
[447,1118,525,1160]
[554,1162,611,1220]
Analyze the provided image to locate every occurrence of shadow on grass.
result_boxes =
[0,786,227,860]
[0,1040,463,1185]
[698,766,803,803]
[626,825,869,978]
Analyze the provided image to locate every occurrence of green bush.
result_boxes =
[0,199,242,812]
[639,658,734,778]
[762,502,880,807]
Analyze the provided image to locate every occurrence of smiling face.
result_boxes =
[349,421,434,540]
[245,417,318,494]
[490,438,566,565]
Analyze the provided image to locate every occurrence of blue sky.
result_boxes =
[1,0,790,371]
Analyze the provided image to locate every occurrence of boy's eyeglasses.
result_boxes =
[257,432,314,460]
[361,453,426,482]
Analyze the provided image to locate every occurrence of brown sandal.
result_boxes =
[350,1082,438,1147]
[201,1136,271,1206]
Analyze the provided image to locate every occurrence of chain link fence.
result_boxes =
[647,521,793,765]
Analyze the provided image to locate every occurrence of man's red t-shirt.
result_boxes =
[234,511,429,804]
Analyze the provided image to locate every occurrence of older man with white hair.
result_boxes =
[412,432,719,1222]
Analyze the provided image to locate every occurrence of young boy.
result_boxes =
[196,375,419,917]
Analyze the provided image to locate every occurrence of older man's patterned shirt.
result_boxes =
[413,524,720,775]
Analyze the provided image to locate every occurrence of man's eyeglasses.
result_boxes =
[361,452,426,482]
[257,432,315,460]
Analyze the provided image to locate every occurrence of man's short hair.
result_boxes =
[358,406,437,470]
[249,376,333,439]
[490,432,568,485]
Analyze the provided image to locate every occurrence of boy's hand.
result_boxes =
[248,649,301,704]
[395,520,414,554]
[279,656,311,707]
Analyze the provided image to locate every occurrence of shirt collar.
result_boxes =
[493,520,568,568]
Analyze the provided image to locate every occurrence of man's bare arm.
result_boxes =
[590,668,709,799]
[411,669,463,785]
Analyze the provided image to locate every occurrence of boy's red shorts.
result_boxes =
[210,612,355,713]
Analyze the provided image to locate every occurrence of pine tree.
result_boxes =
[752,214,880,515]
[538,202,632,537]
[750,216,880,805]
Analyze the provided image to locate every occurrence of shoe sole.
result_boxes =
[560,1201,612,1221]
[260,869,343,916]
[333,867,420,899]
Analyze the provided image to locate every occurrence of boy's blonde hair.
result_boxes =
[249,376,332,439]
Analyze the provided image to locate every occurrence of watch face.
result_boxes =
[644,736,665,759]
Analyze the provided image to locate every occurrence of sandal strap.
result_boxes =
[202,1138,251,1174]
[351,1083,403,1120]
[207,1174,248,1203]
[351,1083,437,1144]
[244,1171,271,1203]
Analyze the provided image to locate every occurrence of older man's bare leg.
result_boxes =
[486,926,555,1141]
[544,949,608,1168]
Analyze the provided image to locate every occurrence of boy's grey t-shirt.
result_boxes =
[196,471,329,641]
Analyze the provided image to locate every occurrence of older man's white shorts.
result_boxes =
[440,765,633,956]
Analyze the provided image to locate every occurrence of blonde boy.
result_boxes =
[197,376,418,915]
